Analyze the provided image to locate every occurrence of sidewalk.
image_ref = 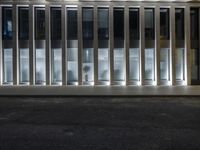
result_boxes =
[0,85,200,96]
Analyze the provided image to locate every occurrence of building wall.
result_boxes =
[0,0,200,87]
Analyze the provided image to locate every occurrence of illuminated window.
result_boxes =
[114,8,124,81]
[98,8,109,81]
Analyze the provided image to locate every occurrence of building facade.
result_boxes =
[0,0,200,87]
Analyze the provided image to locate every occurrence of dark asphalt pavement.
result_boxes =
[0,96,200,150]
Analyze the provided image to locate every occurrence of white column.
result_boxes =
[170,6,175,85]
[78,5,82,85]
[140,6,145,85]
[13,4,19,85]
[185,6,191,85]
[94,6,98,85]
[109,6,114,85]
[29,4,34,85]
[45,4,50,85]
[125,6,129,85]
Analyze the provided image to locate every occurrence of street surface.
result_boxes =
[0,96,200,150]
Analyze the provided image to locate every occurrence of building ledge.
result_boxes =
[0,86,200,96]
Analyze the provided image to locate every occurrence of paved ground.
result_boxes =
[0,96,200,150]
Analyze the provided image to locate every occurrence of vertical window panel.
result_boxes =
[98,8,109,81]
[35,48,46,84]
[19,48,29,83]
[129,8,140,81]
[160,48,169,80]
[51,7,62,84]
[190,8,199,82]
[67,8,78,84]
[52,48,62,83]
[175,8,185,80]
[145,8,155,81]
[82,8,94,83]
[114,8,124,81]
[3,49,13,83]
[160,8,170,81]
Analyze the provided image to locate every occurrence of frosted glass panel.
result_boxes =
[145,48,154,80]
[129,48,139,80]
[160,48,169,80]
[83,48,94,82]
[20,48,29,83]
[191,49,198,80]
[52,48,62,83]
[67,48,78,82]
[3,48,13,83]
[98,48,109,81]
[176,48,185,80]
[114,48,124,81]
[35,48,45,84]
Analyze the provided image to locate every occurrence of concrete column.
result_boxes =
[94,6,98,85]
[45,4,50,85]
[125,6,129,85]
[78,5,82,85]
[109,6,114,85]
[155,6,160,85]
[170,6,175,85]
[140,6,145,85]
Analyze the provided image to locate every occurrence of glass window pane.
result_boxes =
[175,8,185,81]
[190,8,199,81]
[129,8,139,40]
[129,8,140,81]
[114,8,124,81]
[82,8,93,40]
[145,8,154,40]
[83,48,94,82]
[82,8,94,83]
[114,48,124,81]
[129,48,139,80]
[51,8,61,40]
[2,7,12,40]
[145,48,154,80]
[67,8,78,40]
[160,8,169,40]
[67,48,78,83]
[191,49,198,80]
[52,48,62,84]
[35,7,45,40]
[98,8,109,81]
[98,48,109,81]
[176,48,185,80]
[160,48,169,80]
[98,8,109,40]
[175,8,184,40]
[3,48,13,83]
[19,48,29,83]
[67,8,78,84]
[19,7,29,40]
[35,48,46,84]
